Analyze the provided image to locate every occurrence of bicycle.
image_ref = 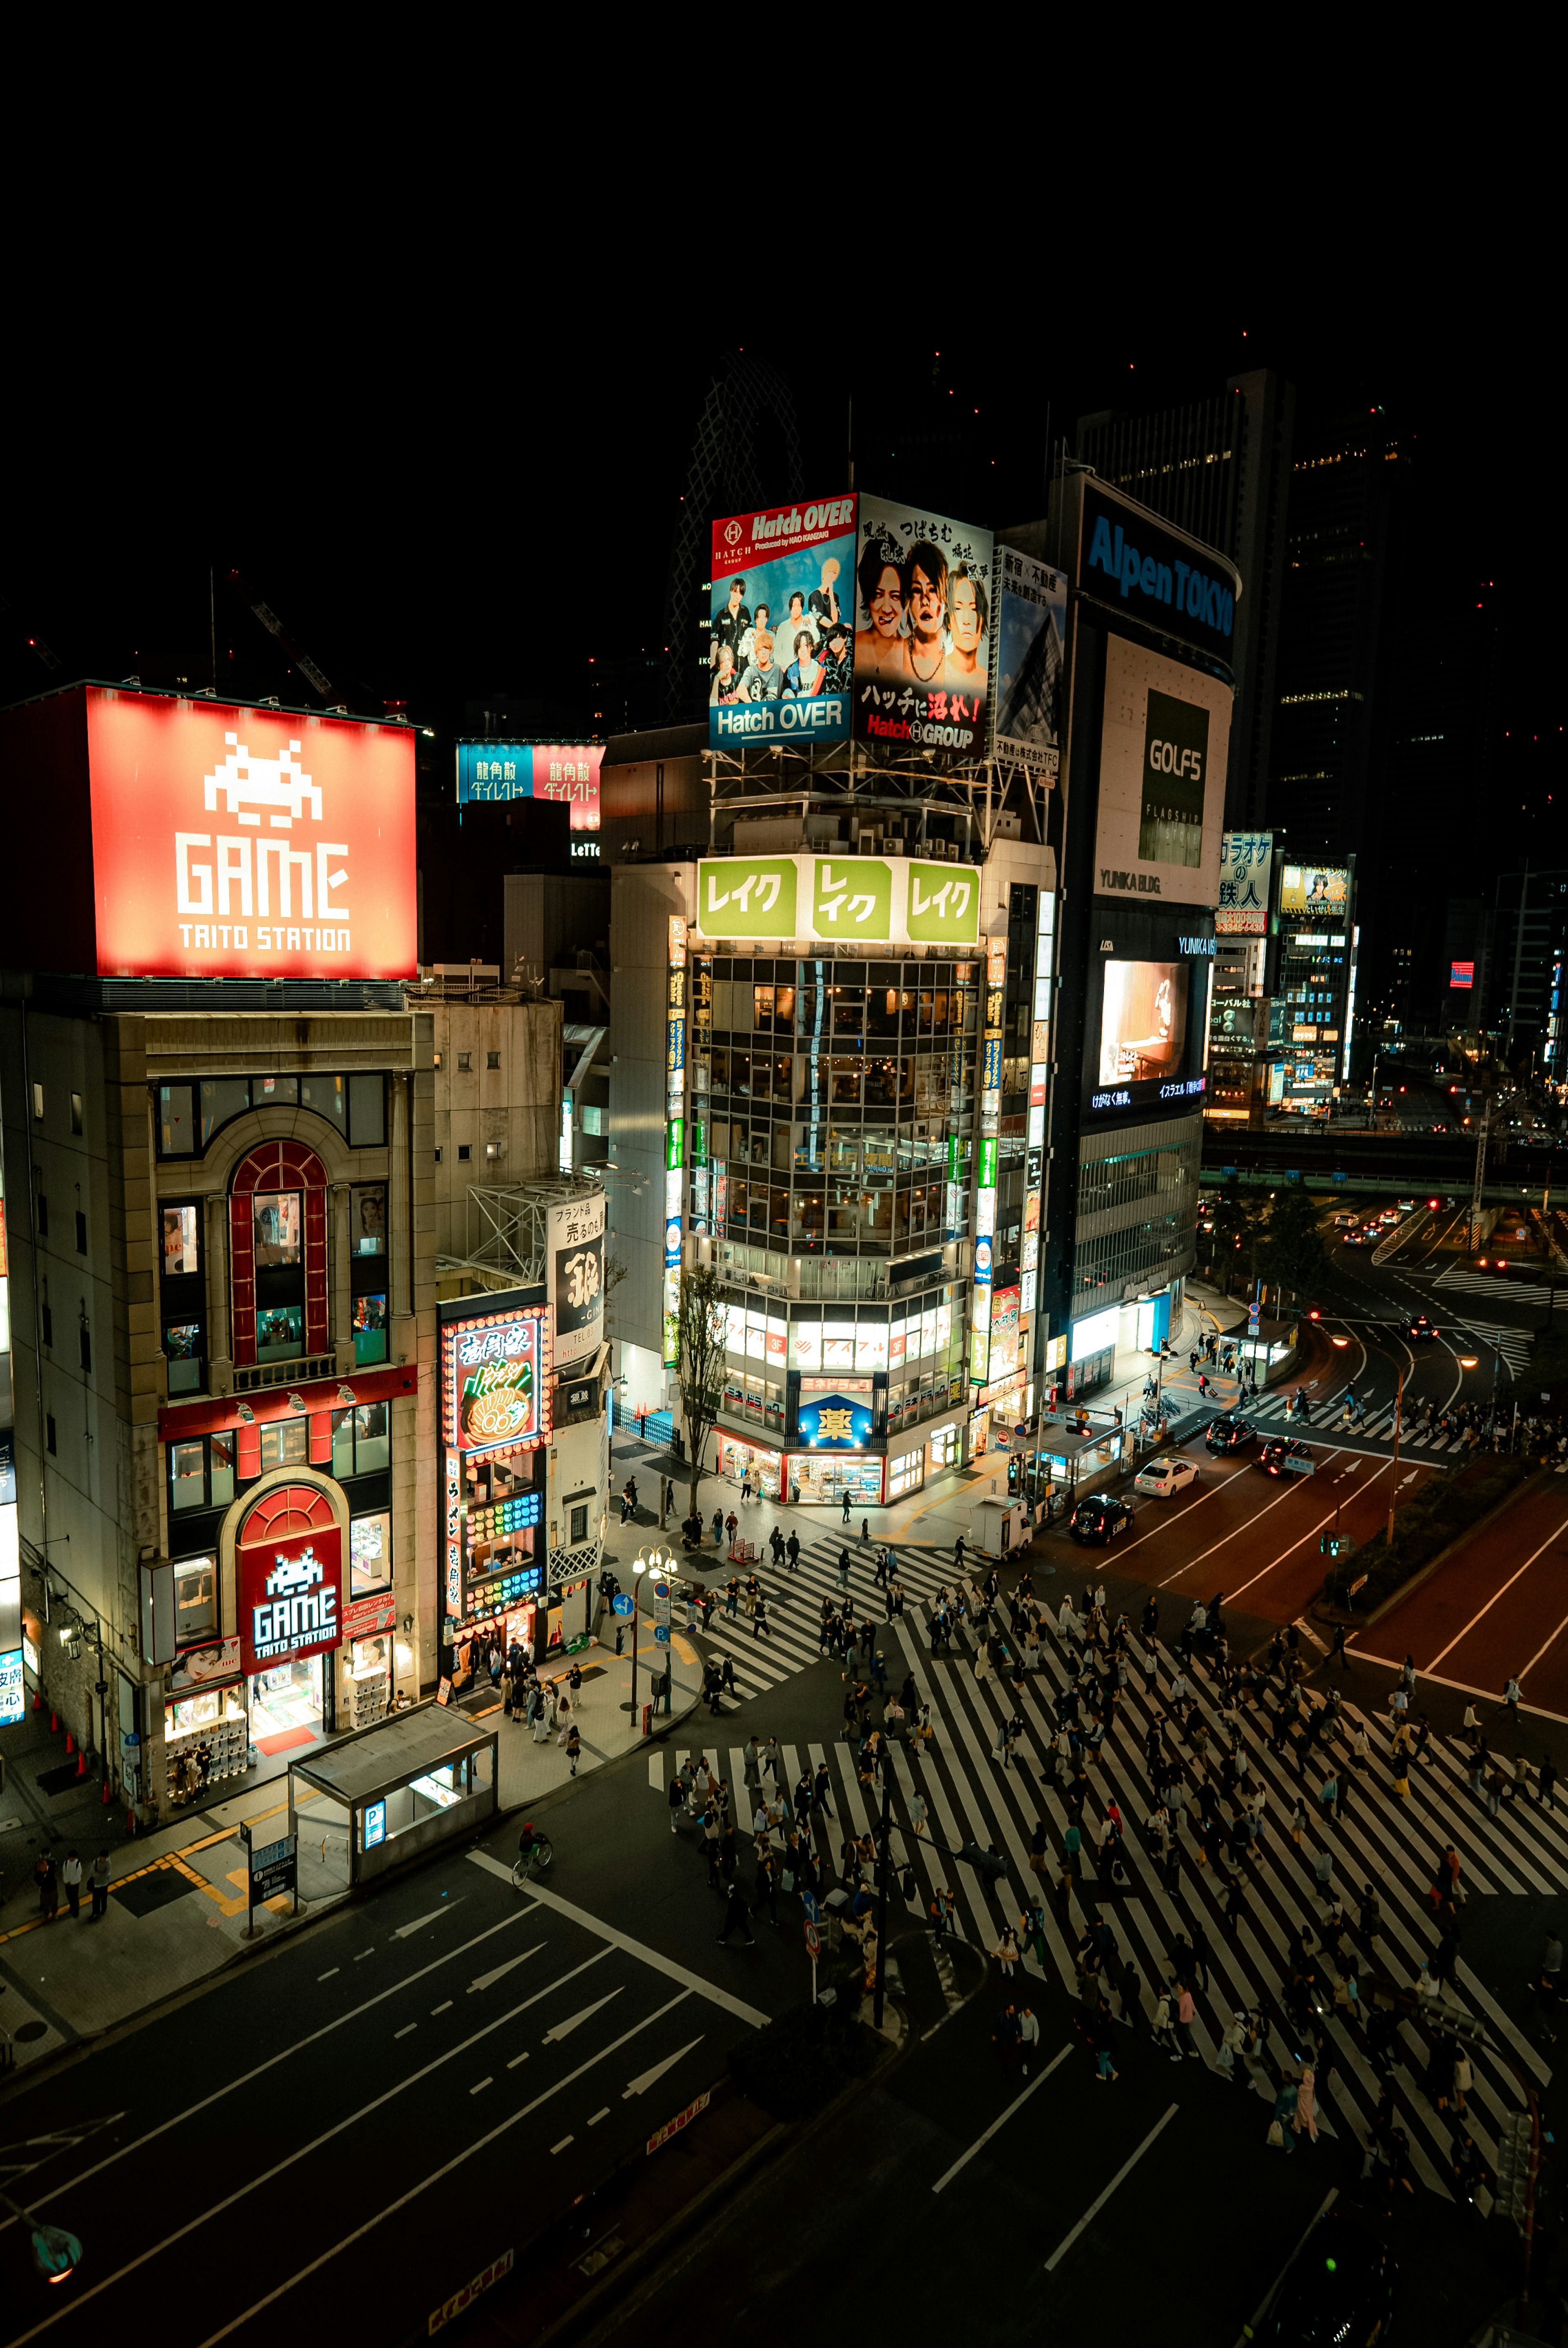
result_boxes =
[510,1833,555,1888]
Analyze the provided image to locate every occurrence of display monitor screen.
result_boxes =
[1090,960,1203,1115]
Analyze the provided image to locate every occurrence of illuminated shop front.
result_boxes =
[716,1433,783,1498]
[789,1379,884,1505]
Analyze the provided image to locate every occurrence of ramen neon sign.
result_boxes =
[441,1304,553,1458]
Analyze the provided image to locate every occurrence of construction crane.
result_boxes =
[223,568,335,703]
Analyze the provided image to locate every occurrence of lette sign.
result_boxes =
[85,689,416,983]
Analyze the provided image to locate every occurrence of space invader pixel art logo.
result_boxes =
[204,734,323,829]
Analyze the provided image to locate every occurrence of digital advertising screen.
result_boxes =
[84,690,416,981]
[1279,864,1349,919]
[852,495,994,756]
[708,495,857,749]
[1093,636,1232,909]
[1085,923,1212,1119]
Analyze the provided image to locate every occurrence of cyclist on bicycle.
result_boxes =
[518,1820,539,1861]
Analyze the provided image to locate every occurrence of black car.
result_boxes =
[1259,1436,1313,1478]
[1408,1313,1437,1341]
[1068,1493,1134,1545]
[1255,2207,1398,2344]
[1205,1413,1255,1456]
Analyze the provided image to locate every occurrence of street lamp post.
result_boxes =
[626,1556,647,1721]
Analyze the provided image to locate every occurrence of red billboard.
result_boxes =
[84,689,416,981]
[1450,961,1475,989]
[238,1521,343,1677]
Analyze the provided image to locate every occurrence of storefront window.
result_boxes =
[928,1424,960,1471]
[352,1292,389,1365]
[351,1186,387,1254]
[333,1401,391,1478]
[170,1433,233,1512]
[350,1510,393,1596]
[165,1321,204,1394]
[716,1434,782,1498]
[256,1303,304,1361]
[788,1452,884,1507]
[259,1419,308,1471]
[888,1448,923,1499]
[174,1555,217,1643]
[162,1204,200,1275]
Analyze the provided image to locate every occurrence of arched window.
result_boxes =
[230,1142,330,1367]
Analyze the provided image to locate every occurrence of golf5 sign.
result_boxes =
[695,854,979,950]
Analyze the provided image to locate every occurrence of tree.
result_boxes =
[675,1262,728,1520]
[1257,1183,1330,1305]
[1207,1175,1264,1295]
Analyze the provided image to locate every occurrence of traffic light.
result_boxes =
[30,2225,82,2283]
[1308,1307,1321,1321]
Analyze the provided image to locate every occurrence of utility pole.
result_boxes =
[1385,1369,1405,1552]
[1470,1095,1492,1257]
[872,1768,891,2032]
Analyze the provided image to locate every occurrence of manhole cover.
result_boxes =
[14,2020,48,2043]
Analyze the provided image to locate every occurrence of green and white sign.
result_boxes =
[813,858,892,939]
[695,854,981,950]
[906,861,980,945]
[696,856,798,939]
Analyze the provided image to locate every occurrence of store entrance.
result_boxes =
[249,1654,330,1750]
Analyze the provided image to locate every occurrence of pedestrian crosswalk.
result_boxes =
[1446,1320,1536,1376]
[1434,1266,1542,1301]
[679,1528,957,1705]
[661,1605,1558,2200]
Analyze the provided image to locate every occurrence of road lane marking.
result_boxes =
[1154,1460,1361,1590]
[931,2045,1071,2193]
[4,1947,621,2347]
[431,2002,452,2015]
[354,1951,373,1963]
[393,1902,463,1940]
[1044,2104,1179,2271]
[468,1946,543,1994]
[1345,1650,1568,1727]
[394,2025,416,2040]
[1422,1515,1568,1676]
[189,1994,695,2347]
[0,1904,548,2241]
[506,2051,530,2069]
[543,1990,622,2045]
[316,1970,339,1982]
[470,2078,492,2096]
[623,2036,705,2099]
[465,1851,767,2027]
[587,2107,610,2126]
[1221,1461,1396,1607]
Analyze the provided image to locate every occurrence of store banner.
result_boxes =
[694,853,980,950]
[1216,831,1273,933]
[796,1392,874,1449]
[341,1593,398,1638]
[170,1634,242,1692]
[239,1525,343,1677]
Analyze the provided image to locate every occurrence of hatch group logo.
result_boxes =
[85,689,416,981]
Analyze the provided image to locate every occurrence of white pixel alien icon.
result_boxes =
[266,1549,324,1596]
[204,733,323,829]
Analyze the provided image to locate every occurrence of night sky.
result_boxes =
[4,276,1557,861]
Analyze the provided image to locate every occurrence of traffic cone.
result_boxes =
[49,1709,59,1733]
[65,1730,76,1755]
[31,1689,42,1712]
[75,1748,88,1779]
[125,1808,136,1835]
[100,1777,114,1805]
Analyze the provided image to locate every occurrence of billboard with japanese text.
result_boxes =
[1216,832,1273,934]
[83,690,416,981]
[695,853,980,950]
[1279,864,1349,919]
[455,743,601,829]
[992,548,1067,773]
[853,495,993,756]
[548,1190,606,1370]
[708,495,857,749]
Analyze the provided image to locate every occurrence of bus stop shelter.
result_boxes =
[288,1701,499,1888]
[1032,1420,1134,1499]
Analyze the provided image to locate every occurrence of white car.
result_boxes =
[1133,1456,1200,1498]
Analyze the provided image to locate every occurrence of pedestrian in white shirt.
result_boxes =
[1018,2005,1041,2076]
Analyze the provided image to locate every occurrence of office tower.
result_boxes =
[1076,369,1293,834]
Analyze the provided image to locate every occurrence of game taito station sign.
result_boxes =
[695,854,980,950]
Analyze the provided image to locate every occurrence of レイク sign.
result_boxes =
[239,1526,343,1677]
[83,690,416,982]
[695,854,980,948]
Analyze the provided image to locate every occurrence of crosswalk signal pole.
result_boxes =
[1385,1369,1405,1553]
